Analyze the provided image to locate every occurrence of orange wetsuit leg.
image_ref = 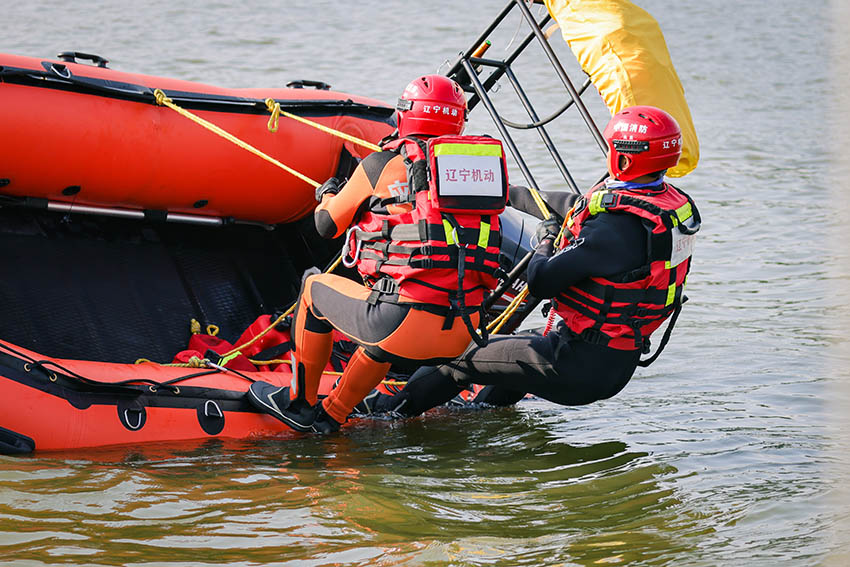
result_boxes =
[298,272,479,423]
[290,275,335,405]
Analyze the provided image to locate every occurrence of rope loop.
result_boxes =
[263,97,381,152]
[265,98,281,133]
[153,88,170,106]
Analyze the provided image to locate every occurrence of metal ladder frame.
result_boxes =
[445,0,608,195]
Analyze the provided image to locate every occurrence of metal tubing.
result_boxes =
[461,58,540,193]
[503,66,580,194]
[513,0,607,152]
[45,202,225,226]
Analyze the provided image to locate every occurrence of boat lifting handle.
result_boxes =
[285,79,331,90]
[57,51,109,68]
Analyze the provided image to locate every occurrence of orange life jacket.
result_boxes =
[553,181,700,361]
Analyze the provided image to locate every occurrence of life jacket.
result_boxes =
[553,181,700,364]
[342,135,509,346]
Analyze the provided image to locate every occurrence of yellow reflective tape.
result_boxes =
[666,283,676,306]
[675,202,693,222]
[432,143,503,157]
[218,351,240,366]
[443,219,456,245]
[478,221,491,248]
[588,191,605,215]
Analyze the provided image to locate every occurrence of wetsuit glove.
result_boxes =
[534,218,561,244]
[315,177,341,202]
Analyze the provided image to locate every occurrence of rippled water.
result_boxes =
[3,1,850,565]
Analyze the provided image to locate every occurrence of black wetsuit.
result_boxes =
[372,193,648,417]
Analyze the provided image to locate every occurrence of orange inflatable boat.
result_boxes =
[0,339,301,453]
[0,52,539,455]
[0,52,395,225]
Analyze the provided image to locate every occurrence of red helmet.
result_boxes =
[396,75,467,137]
[603,105,682,181]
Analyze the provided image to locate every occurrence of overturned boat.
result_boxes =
[0,0,697,454]
[0,51,539,454]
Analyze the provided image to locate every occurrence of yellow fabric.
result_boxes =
[432,142,504,157]
[443,219,456,245]
[478,220,491,248]
[674,201,692,223]
[545,0,699,177]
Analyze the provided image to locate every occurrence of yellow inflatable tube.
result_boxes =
[545,0,698,177]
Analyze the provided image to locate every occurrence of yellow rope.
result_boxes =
[486,285,529,333]
[264,98,382,152]
[153,89,320,188]
[217,254,343,359]
[529,186,552,220]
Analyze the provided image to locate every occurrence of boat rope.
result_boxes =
[486,285,529,333]
[190,318,219,336]
[134,255,344,368]
[264,98,382,152]
[216,254,344,360]
[153,89,321,188]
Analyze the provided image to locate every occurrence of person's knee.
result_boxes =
[545,376,631,406]
[303,303,332,333]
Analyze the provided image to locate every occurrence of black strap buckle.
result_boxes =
[600,192,619,208]
[367,277,399,305]
[579,328,608,345]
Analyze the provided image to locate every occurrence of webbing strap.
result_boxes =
[566,279,673,306]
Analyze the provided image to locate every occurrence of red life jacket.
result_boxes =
[553,181,700,358]
[344,135,509,345]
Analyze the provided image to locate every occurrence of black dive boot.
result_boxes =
[311,403,341,434]
[247,382,316,432]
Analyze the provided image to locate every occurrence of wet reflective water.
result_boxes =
[3,0,850,565]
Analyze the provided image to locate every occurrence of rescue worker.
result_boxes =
[247,75,508,433]
[365,105,701,417]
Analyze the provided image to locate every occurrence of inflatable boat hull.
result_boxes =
[0,53,395,224]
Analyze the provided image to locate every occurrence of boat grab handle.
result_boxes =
[57,51,109,68]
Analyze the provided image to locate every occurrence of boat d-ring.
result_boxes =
[123,409,144,430]
[49,63,72,79]
[197,400,225,435]
[204,400,223,419]
[117,404,147,431]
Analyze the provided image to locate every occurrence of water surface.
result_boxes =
[3,1,850,565]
